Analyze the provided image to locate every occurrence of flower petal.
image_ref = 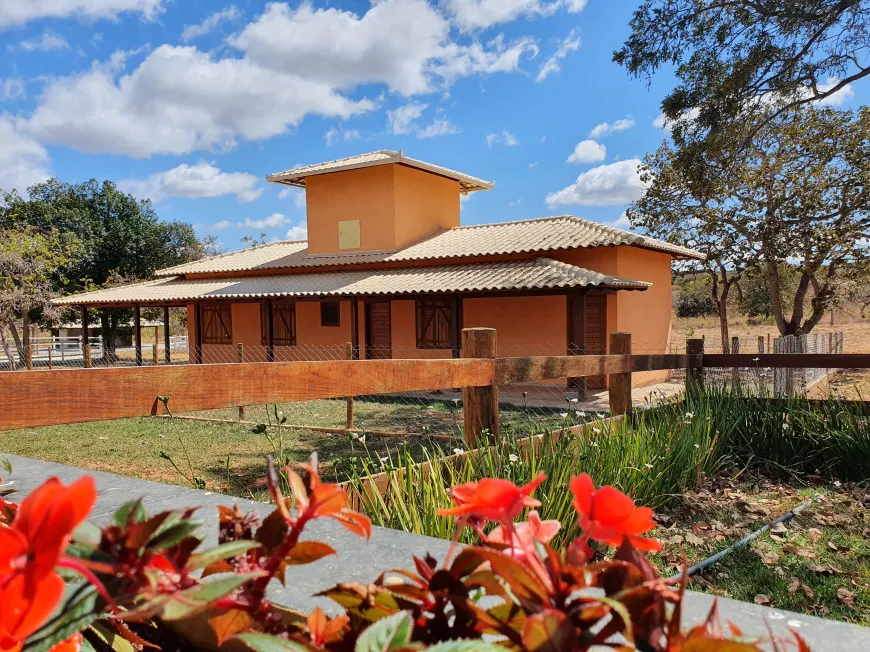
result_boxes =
[0,571,65,643]
[569,474,594,517]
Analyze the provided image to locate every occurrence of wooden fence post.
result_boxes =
[104,347,111,367]
[461,328,498,448]
[152,344,159,366]
[47,344,52,370]
[237,343,246,421]
[345,342,355,430]
[25,345,33,370]
[608,333,632,416]
[731,336,740,389]
[686,338,704,394]
[758,336,765,355]
[83,342,92,369]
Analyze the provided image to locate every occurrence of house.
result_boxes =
[54,150,702,386]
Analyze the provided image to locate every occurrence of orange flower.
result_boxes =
[486,510,560,561]
[0,477,96,648]
[438,472,545,524]
[569,473,661,552]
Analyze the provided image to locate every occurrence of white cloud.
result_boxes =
[815,77,855,106]
[536,28,579,82]
[486,130,518,147]
[546,159,649,206]
[285,223,308,240]
[212,220,231,232]
[388,102,457,138]
[417,118,458,138]
[238,213,289,230]
[653,108,700,132]
[612,212,631,229]
[443,0,586,31]
[324,126,360,146]
[0,79,25,100]
[0,0,165,28]
[588,117,635,139]
[388,102,428,134]
[0,116,51,194]
[118,161,262,203]
[13,32,69,52]
[24,1,536,158]
[181,5,241,42]
[27,45,373,157]
[529,161,538,168]
[567,139,605,164]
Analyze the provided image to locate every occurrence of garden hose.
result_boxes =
[668,498,813,581]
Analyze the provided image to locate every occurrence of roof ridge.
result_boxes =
[270,150,398,177]
[454,215,575,231]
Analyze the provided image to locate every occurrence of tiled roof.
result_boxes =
[267,149,494,194]
[54,258,650,306]
[155,215,704,277]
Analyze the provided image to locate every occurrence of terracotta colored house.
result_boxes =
[56,150,702,386]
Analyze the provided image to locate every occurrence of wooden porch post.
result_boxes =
[568,292,587,398]
[349,297,360,360]
[237,343,246,421]
[345,341,355,429]
[266,300,274,362]
[134,304,142,366]
[163,306,171,364]
[450,294,462,359]
[461,328,498,448]
[81,306,92,368]
[608,332,632,416]
[194,303,203,364]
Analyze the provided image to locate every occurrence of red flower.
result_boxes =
[0,476,96,648]
[485,510,560,561]
[569,474,661,552]
[438,472,545,524]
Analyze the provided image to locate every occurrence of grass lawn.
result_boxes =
[0,396,568,497]
[651,471,870,626]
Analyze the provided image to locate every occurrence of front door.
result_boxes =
[365,301,392,359]
[584,294,607,389]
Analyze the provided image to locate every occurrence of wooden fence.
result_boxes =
[1,328,867,438]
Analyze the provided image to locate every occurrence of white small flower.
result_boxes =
[592,427,601,435]
[509,454,519,463]
[453,448,464,455]
[577,411,586,418]
[644,463,654,469]
[379,456,388,463]
[694,444,700,449]
[685,412,695,419]
[358,435,366,445]
[752,357,760,362]
[569,397,579,403]
[833,480,842,488]
[560,412,568,419]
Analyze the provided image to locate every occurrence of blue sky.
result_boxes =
[1,0,865,252]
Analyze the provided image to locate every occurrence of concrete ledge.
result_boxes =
[6,455,867,649]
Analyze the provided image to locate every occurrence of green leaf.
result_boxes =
[113,500,146,527]
[161,573,262,621]
[23,586,100,652]
[188,541,261,570]
[145,520,201,551]
[285,541,336,566]
[251,423,268,435]
[234,633,312,651]
[426,642,509,651]
[355,611,414,652]
[0,453,12,475]
[71,521,102,547]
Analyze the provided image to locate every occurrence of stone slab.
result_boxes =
[5,455,868,650]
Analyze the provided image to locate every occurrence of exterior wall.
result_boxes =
[392,165,460,247]
[305,166,396,254]
[463,295,567,358]
[390,299,453,359]
[553,246,673,384]
[303,164,460,255]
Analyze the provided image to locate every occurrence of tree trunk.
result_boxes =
[765,260,791,335]
[0,325,16,369]
[100,311,112,356]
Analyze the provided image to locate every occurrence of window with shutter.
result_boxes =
[261,302,296,346]
[415,298,452,349]
[201,304,232,344]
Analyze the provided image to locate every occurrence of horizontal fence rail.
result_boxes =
[1,325,867,435]
[0,359,493,431]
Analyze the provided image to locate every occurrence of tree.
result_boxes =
[674,277,717,318]
[629,142,754,352]
[0,227,78,366]
[615,1,870,165]
[632,106,870,337]
[0,179,208,352]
